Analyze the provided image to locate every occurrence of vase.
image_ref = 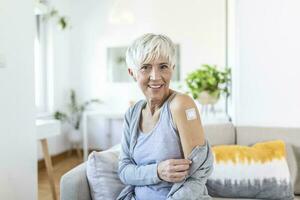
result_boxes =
[197,91,220,116]
[197,90,220,105]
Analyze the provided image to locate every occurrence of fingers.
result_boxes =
[168,159,192,165]
[171,164,190,172]
[167,159,191,173]
[157,159,192,183]
[168,171,189,182]
[169,171,189,178]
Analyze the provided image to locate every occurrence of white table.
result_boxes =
[36,119,61,200]
[82,110,125,161]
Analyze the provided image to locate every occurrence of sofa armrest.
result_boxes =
[60,163,91,200]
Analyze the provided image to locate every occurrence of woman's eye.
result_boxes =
[141,66,148,70]
[160,65,168,69]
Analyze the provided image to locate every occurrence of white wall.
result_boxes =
[68,0,226,149]
[0,0,37,199]
[69,0,226,100]
[232,0,300,127]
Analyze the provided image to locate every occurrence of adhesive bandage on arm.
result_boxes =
[185,108,197,121]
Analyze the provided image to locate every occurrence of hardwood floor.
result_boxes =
[38,153,83,200]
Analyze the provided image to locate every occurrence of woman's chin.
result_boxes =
[146,92,166,102]
[143,86,170,101]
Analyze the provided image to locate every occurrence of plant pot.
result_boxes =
[68,128,82,144]
[197,90,220,105]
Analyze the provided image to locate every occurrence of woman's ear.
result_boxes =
[128,68,137,81]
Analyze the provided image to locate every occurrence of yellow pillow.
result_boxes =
[206,140,294,199]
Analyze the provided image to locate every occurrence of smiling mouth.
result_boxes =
[148,84,164,89]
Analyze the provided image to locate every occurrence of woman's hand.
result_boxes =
[157,159,191,183]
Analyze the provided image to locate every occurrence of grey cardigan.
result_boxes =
[117,100,214,200]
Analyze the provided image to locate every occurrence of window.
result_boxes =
[34,2,53,117]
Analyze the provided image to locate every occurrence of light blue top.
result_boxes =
[117,90,214,200]
[132,93,183,200]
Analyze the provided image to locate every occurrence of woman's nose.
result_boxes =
[150,68,162,80]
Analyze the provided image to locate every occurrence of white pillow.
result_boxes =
[86,145,125,200]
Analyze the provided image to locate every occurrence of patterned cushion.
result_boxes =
[207,140,294,199]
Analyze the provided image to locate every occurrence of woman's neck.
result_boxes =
[145,90,173,116]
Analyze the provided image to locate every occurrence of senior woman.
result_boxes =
[117,33,214,200]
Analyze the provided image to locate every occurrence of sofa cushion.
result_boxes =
[207,140,294,199]
[204,122,236,146]
[60,163,92,200]
[236,126,300,194]
[86,145,125,200]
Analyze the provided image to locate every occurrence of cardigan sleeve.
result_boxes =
[167,141,214,200]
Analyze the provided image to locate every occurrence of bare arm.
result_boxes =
[170,94,205,158]
[158,94,206,183]
[165,95,213,199]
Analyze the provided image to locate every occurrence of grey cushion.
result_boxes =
[86,145,125,200]
[60,163,91,200]
[204,122,236,146]
[236,126,300,194]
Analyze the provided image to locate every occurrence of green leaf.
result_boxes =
[185,64,231,100]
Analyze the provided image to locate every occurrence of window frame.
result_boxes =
[34,4,53,118]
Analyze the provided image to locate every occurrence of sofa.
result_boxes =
[60,122,300,200]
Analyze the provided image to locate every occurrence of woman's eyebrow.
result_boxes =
[142,62,168,66]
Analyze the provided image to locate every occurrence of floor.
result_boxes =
[38,154,83,200]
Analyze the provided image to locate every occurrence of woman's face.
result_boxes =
[129,57,174,103]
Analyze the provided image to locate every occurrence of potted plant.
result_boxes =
[185,64,231,105]
[54,89,101,144]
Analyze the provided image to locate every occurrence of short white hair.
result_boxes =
[126,33,176,69]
